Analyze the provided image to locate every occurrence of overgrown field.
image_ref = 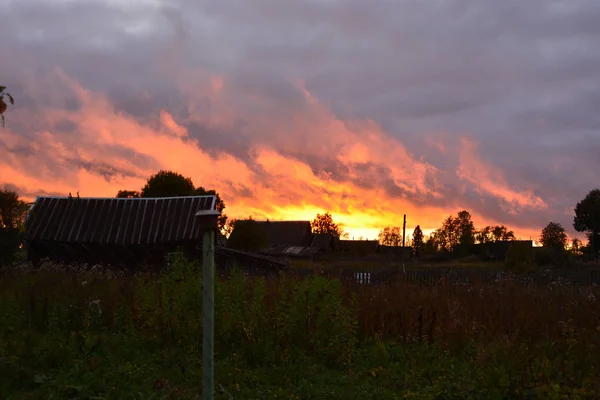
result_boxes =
[1,257,600,399]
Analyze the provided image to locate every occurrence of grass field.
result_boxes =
[1,255,600,399]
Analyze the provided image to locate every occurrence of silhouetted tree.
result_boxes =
[116,190,140,198]
[119,170,227,230]
[424,231,441,253]
[0,189,28,229]
[226,217,269,251]
[0,86,15,128]
[412,225,424,257]
[436,217,457,252]
[0,188,28,263]
[540,221,568,251]
[492,225,516,241]
[476,226,494,244]
[378,226,401,246]
[311,212,346,239]
[570,238,582,255]
[476,225,515,243]
[434,210,475,253]
[141,170,196,197]
[456,210,476,252]
[574,189,600,258]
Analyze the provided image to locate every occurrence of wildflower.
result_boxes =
[588,292,596,302]
[88,299,102,315]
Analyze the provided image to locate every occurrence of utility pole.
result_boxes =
[402,214,407,247]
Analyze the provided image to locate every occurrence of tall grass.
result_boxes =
[1,257,600,398]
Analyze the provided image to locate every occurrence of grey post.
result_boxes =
[196,197,221,400]
[202,228,215,400]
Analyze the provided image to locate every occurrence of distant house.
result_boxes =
[24,195,220,268]
[215,247,289,275]
[253,220,314,248]
[337,239,379,256]
[378,245,413,259]
[227,220,313,250]
[310,233,336,253]
[228,220,338,260]
[471,240,533,260]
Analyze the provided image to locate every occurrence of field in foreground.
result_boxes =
[1,258,600,399]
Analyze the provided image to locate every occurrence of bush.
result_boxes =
[504,242,534,271]
[534,247,567,268]
[0,227,21,265]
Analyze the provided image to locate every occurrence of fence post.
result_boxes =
[203,229,215,400]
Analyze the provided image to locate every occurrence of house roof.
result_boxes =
[261,245,321,259]
[215,246,289,268]
[310,233,334,250]
[25,195,219,244]
[251,220,313,247]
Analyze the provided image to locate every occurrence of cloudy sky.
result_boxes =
[1,0,599,240]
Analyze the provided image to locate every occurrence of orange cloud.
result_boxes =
[456,137,548,212]
[0,68,554,241]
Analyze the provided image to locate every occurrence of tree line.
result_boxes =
[1,166,599,263]
[377,189,600,260]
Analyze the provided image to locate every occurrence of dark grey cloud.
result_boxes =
[1,0,599,236]
[2,183,63,199]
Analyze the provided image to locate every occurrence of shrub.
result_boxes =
[0,227,21,265]
[534,247,567,268]
[504,242,534,271]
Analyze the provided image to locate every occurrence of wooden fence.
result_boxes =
[287,265,600,287]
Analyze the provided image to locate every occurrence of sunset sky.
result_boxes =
[1,0,599,241]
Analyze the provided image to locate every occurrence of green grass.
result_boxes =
[1,255,600,399]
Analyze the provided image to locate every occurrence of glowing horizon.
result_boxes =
[2,0,597,246]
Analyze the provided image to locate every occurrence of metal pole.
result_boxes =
[593,217,597,262]
[202,229,215,400]
[402,214,407,247]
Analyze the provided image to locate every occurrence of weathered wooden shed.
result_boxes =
[24,195,220,268]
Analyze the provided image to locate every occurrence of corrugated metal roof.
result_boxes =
[25,195,218,244]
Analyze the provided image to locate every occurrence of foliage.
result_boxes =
[477,225,516,243]
[378,226,402,246]
[226,217,269,251]
[0,86,15,128]
[116,190,140,198]
[540,221,568,251]
[412,225,424,256]
[1,259,600,398]
[424,232,440,254]
[533,247,566,268]
[0,189,28,229]
[0,189,28,264]
[118,170,228,230]
[140,170,196,197]
[311,211,347,239]
[574,189,600,257]
[428,210,476,254]
[570,238,583,255]
[504,241,534,271]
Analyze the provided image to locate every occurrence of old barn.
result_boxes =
[24,195,220,268]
